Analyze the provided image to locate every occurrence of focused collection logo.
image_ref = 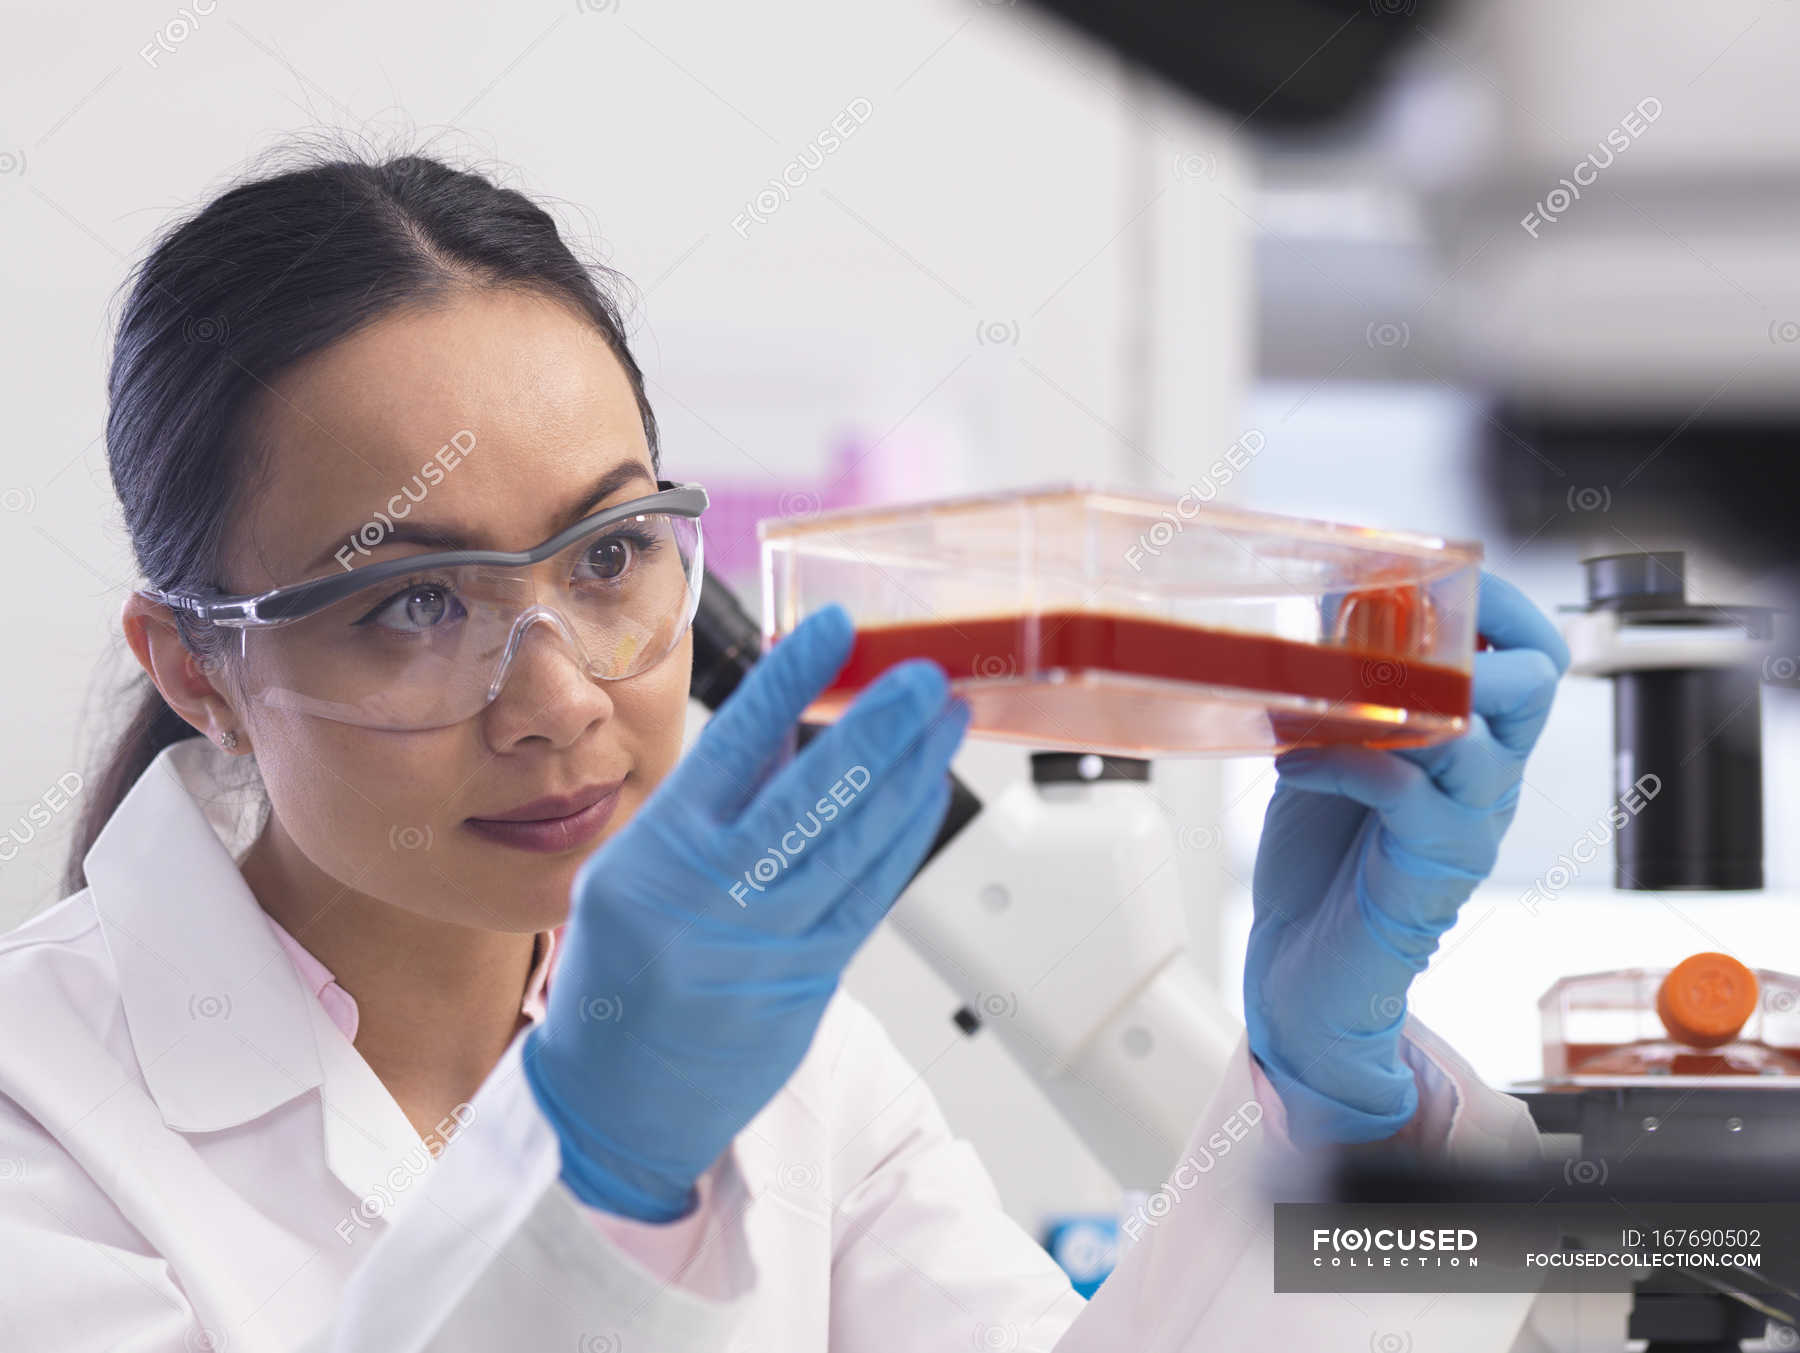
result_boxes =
[1310,1226,1481,1268]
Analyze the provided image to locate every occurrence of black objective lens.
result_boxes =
[1614,667,1762,890]
[1583,553,1765,891]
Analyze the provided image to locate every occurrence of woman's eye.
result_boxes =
[583,536,635,582]
[361,584,463,632]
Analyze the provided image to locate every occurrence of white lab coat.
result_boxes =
[0,737,1544,1351]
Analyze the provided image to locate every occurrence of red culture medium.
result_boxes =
[815,609,1471,743]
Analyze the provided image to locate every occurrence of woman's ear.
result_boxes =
[120,592,249,754]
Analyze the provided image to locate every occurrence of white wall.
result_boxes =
[1,0,1248,1232]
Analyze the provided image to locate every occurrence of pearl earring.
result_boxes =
[218,730,239,751]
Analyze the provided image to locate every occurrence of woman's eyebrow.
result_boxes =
[564,460,657,522]
[299,460,657,573]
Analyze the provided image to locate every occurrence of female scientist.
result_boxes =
[0,147,1565,1351]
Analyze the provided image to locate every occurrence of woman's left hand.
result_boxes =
[1243,571,1571,1148]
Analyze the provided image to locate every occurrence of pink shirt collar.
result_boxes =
[261,911,560,1044]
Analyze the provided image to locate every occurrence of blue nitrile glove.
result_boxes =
[1243,572,1570,1148]
[521,604,970,1221]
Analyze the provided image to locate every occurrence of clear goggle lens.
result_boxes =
[233,512,701,731]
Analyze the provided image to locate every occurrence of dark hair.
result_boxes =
[65,135,660,894]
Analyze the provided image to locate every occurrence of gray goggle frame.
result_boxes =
[144,480,709,628]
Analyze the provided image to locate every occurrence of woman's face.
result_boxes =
[216,288,691,932]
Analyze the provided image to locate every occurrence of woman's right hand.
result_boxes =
[522,604,970,1221]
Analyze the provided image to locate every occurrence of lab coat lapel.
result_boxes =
[86,739,326,1133]
[85,738,428,1211]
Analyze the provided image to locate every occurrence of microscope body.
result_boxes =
[888,754,1242,1189]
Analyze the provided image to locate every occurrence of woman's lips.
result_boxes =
[463,781,624,854]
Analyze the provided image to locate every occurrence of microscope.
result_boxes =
[1500,551,1799,1351]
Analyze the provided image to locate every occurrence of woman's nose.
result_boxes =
[480,608,615,747]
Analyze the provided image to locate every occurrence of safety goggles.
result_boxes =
[144,481,707,731]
